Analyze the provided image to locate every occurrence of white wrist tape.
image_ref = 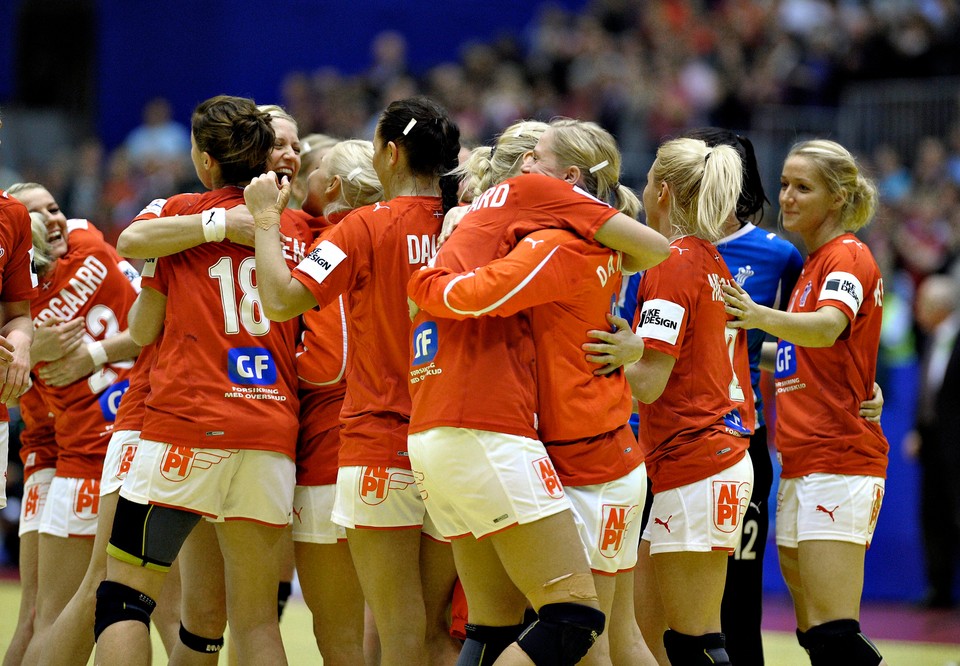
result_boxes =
[87,340,108,368]
[201,208,227,243]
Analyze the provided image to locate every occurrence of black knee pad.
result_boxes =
[94,580,157,641]
[516,603,605,666]
[277,581,292,620]
[108,496,201,570]
[802,620,883,666]
[179,622,224,654]
[663,630,731,665]
[456,622,527,666]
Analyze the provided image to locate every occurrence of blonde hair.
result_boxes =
[7,182,45,198]
[29,211,54,276]
[322,140,383,217]
[454,120,548,202]
[651,138,743,242]
[257,104,298,130]
[548,119,641,219]
[786,139,878,232]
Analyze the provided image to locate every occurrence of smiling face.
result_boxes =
[779,154,842,242]
[268,117,301,183]
[520,128,570,182]
[15,186,68,259]
[303,152,339,217]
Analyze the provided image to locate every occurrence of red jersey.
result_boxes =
[296,221,349,486]
[635,236,754,493]
[112,343,157,432]
[0,192,40,422]
[31,220,139,478]
[138,188,307,456]
[18,386,57,482]
[409,228,639,485]
[291,196,443,469]
[773,233,888,478]
[407,174,618,440]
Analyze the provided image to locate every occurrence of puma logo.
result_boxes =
[671,247,689,255]
[292,506,304,524]
[654,515,673,533]
[523,237,544,249]
[816,504,839,522]
[373,202,391,212]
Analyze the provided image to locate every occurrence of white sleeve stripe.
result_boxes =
[442,245,561,316]
[300,294,348,386]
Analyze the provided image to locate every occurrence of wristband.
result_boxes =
[87,340,108,368]
[201,208,227,243]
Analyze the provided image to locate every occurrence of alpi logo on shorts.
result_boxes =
[23,484,42,520]
[160,446,237,482]
[712,480,751,533]
[599,503,638,559]
[116,442,138,479]
[533,457,564,500]
[358,466,417,505]
[73,479,101,520]
[228,348,277,385]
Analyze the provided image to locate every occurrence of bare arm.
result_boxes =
[0,301,33,401]
[624,347,676,404]
[116,207,255,259]
[38,328,141,388]
[128,287,167,347]
[245,173,318,321]
[723,282,848,348]
[593,212,670,272]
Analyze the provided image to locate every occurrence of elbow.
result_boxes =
[629,381,664,405]
[115,231,143,259]
[262,299,300,323]
[129,325,157,347]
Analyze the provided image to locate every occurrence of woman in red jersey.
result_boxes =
[8,181,141,666]
[244,96,461,666]
[93,95,307,666]
[406,118,669,666]
[723,140,889,666]
[620,137,753,666]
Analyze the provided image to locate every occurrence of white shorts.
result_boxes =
[292,484,345,544]
[19,467,55,536]
[567,463,647,575]
[120,439,295,527]
[776,473,885,548]
[38,475,102,538]
[99,430,141,496]
[331,465,426,531]
[408,427,572,539]
[0,424,7,509]
[642,453,754,554]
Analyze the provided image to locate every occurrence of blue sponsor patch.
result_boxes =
[774,340,797,378]
[723,408,751,435]
[412,321,438,365]
[98,378,130,421]
[228,347,277,385]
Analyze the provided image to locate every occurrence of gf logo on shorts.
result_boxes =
[73,479,101,520]
[599,503,638,559]
[358,466,416,505]
[160,446,237,482]
[532,457,564,500]
[24,484,43,520]
[712,480,751,533]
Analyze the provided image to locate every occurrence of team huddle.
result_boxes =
[0,95,889,666]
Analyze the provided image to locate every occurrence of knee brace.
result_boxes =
[277,581,292,620]
[179,622,224,654]
[801,620,883,666]
[516,603,605,666]
[94,581,157,641]
[663,630,731,666]
[456,622,528,666]
[107,496,201,571]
